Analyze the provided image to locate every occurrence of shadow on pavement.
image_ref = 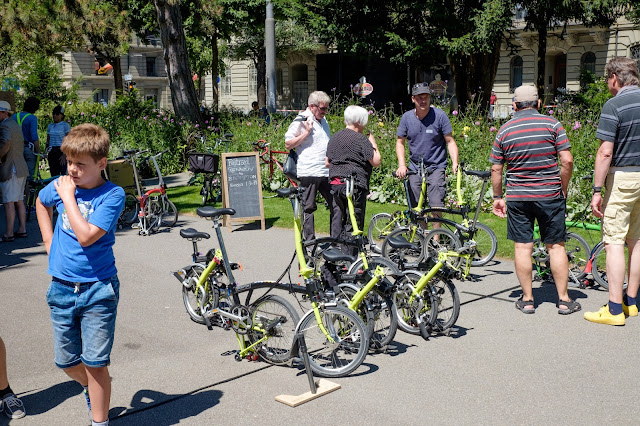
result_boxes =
[508,280,588,309]
[110,389,223,425]
[16,381,81,416]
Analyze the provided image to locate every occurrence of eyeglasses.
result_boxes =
[312,104,328,112]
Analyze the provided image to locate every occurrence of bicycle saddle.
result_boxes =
[196,207,236,218]
[321,247,356,264]
[122,149,139,155]
[275,187,299,198]
[179,228,210,240]
[387,235,421,251]
[464,169,490,179]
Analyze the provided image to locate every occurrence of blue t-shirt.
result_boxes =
[396,106,453,169]
[11,112,39,144]
[39,179,125,282]
[47,121,71,148]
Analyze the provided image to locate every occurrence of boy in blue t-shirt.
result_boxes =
[36,123,124,426]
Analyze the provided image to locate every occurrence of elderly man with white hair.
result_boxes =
[326,105,381,252]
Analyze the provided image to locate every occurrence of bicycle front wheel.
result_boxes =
[393,271,438,335]
[248,295,300,365]
[368,213,396,254]
[160,197,178,227]
[381,227,427,267]
[423,228,462,269]
[468,223,498,266]
[201,179,210,206]
[565,232,590,281]
[297,305,368,378]
[336,284,398,351]
[182,265,218,324]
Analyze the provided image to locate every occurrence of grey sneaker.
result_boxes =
[1,393,26,419]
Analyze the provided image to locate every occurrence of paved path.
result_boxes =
[1,206,639,425]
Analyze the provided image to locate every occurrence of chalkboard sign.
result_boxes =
[221,152,265,230]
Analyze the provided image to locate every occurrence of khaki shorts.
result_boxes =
[602,171,640,244]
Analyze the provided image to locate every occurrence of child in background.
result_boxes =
[46,105,71,176]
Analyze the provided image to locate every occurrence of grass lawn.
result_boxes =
[167,183,516,260]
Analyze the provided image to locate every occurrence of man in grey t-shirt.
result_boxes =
[285,91,333,240]
[395,83,458,209]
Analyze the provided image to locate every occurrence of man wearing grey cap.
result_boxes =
[490,85,579,315]
[395,82,458,213]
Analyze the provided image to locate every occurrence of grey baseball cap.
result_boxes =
[0,100,13,113]
[411,82,432,96]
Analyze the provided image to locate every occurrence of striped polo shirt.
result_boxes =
[490,108,570,200]
[595,85,640,167]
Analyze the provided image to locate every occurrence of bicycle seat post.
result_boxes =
[211,216,236,285]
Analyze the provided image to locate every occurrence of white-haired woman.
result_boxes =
[326,105,381,252]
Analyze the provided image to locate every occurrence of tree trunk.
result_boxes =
[210,34,219,110]
[536,22,547,102]
[154,0,203,123]
[111,56,124,98]
[450,44,501,116]
[256,48,266,108]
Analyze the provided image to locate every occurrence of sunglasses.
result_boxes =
[312,104,329,112]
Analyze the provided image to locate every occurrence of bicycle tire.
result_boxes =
[565,232,590,282]
[248,295,300,365]
[592,242,629,290]
[201,179,210,206]
[297,304,369,378]
[160,198,178,227]
[121,194,139,225]
[336,284,398,351]
[367,213,396,254]
[431,278,460,332]
[381,227,427,267]
[144,197,162,233]
[392,271,439,335]
[468,222,498,266]
[346,255,401,278]
[423,228,462,269]
[182,265,219,324]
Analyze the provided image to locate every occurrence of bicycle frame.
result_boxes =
[253,140,298,188]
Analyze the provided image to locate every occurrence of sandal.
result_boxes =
[0,235,15,242]
[557,299,581,315]
[515,297,535,314]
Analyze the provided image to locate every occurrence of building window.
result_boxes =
[291,64,309,110]
[221,66,232,96]
[631,43,640,65]
[510,56,523,91]
[146,57,157,77]
[93,89,109,105]
[276,68,283,96]
[514,4,527,20]
[145,89,159,105]
[580,52,597,88]
[248,65,257,97]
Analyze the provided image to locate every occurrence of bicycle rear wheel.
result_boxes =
[423,228,462,269]
[297,305,368,378]
[368,213,396,254]
[392,271,438,335]
[592,242,629,290]
[120,194,139,225]
[248,295,300,365]
[565,232,590,282]
[160,197,178,227]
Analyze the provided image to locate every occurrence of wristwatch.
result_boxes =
[592,186,602,194]
[493,194,503,200]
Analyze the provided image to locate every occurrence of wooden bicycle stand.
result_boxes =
[275,332,341,407]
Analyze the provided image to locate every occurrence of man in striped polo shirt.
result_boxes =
[490,85,580,315]
[584,57,640,326]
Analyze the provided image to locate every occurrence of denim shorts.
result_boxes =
[46,275,120,369]
[23,145,36,181]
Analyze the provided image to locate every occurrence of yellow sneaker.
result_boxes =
[584,304,625,326]
[623,301,638,317]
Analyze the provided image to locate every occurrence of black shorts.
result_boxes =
[507,198,566,244]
